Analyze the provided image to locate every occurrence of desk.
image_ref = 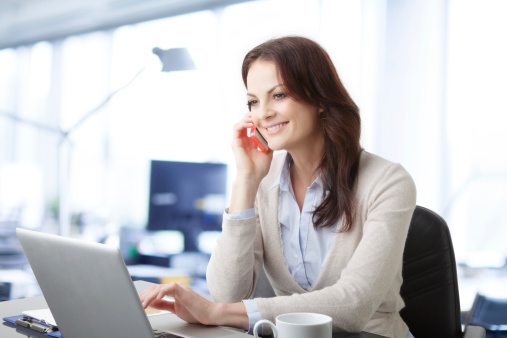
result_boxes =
[0,281,386,338]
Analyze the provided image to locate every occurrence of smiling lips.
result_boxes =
[265,122,288,135]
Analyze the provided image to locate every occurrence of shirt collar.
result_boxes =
[267,153,325,192]
[268,153,291,191]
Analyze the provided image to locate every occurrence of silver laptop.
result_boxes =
[16,228,246,338]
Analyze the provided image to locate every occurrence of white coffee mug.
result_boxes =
[253,312,332,338]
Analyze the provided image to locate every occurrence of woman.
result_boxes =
[140,36,416,338]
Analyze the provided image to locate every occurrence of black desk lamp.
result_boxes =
[0,47,196,236]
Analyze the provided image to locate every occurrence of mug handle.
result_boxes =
[253,319,278,338]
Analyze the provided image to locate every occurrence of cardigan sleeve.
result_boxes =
[206,207,264,303]
[255,163,416,333]
[206,153,285,303]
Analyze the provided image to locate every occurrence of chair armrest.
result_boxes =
[463,325,486,338]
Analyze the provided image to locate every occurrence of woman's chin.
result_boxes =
[267,144,283,152]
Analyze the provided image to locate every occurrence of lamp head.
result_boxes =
[152,47,196,72]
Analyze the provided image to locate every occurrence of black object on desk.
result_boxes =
[0,282,11,302]
[467,293,507,338]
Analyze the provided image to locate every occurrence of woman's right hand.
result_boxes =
[229,113,273,213]
[232,113,273,182]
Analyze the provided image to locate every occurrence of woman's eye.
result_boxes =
[247,100,257,111]
[274,93,286,100]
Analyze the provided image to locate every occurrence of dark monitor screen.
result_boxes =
[147,160,227,251]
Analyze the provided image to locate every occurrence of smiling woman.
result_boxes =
[241,37,361,231]
[141,36,417,338]
[246,62,323,154]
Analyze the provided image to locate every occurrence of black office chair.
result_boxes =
[400,205,485,338]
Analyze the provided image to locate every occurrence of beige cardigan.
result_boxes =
[206,151,416,338]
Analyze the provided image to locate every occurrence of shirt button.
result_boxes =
[298,259,302,265]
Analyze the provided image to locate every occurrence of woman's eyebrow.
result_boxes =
[247,84,283,97]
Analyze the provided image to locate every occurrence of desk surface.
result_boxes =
[0,281,386,338]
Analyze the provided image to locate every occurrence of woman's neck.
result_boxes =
[288,138,325,188]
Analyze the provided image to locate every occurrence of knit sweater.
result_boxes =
[206,151,416,338]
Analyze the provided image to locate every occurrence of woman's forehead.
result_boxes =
[246,60,283,93]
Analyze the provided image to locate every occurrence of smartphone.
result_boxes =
[249,126,269,153]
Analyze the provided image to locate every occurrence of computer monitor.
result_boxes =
[147,160,227,252]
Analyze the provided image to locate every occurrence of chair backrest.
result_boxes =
[400,205,463,338]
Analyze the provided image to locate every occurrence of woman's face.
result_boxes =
[246,60,322,154]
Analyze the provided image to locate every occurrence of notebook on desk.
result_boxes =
[15,228,245,338]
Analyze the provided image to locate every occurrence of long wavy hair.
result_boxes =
[242,36,362,231]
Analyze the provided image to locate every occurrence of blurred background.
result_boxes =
[0,0,506,315]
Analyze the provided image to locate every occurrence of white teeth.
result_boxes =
[267,122,288,131]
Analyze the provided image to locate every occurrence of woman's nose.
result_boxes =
[257,102,275,121]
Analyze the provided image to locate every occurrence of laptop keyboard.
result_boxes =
[153,329,185,338]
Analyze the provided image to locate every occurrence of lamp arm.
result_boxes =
[0,111,63,135]
[64,66,145,137]
[1,67,145,139]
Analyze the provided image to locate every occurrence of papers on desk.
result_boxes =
[145,307,171,316]
[23,308,57,326]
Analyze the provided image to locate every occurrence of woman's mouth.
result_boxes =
[265,122,288,135]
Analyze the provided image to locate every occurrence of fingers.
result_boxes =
[233,113,254,137]
[140,283,176,309]
[149,299,176,312]
[139,282,192,310]
[232,115,260,157]
[140,283,216,326]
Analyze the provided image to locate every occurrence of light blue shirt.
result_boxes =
[224,153,337,334]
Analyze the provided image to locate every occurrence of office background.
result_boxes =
[0,0,506,311]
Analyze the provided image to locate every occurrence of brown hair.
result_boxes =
[242,36,362,231]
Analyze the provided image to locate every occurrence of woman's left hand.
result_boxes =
[139,282,218,326]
